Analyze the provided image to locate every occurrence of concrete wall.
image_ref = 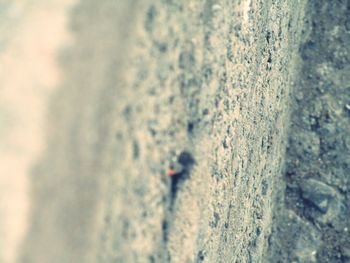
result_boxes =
[13,0,307,262]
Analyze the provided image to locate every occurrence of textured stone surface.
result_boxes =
[91,1,306,262]
[300,178,338,214]
[268,0,350,262]
[9,0,348,261]
[15,1,308,263]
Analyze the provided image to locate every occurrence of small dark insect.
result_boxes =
[167,151,195,203]
[178,151,195,167]
[167,151,195,177]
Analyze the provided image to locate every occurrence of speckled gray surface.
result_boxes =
[19,0,350,262]
[92,1,306,262]
[268,1,350,262]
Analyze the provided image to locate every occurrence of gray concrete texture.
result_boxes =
[15,0,350,263]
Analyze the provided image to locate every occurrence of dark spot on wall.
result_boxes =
[203,65,213,80]
[249,238,257,248]
[197,250,205,262]
[222,139,229,149]
[267,51,272,63]
[178,151,195,167]
[168,95,175,104]
[122,105,132,120]
[178,49,195,70]
[121,219,129,238]
[261,179,268,195]
[132,140,139,159]
[156,41,168,53]
[145,5,157,32]
[256,226,262,236]
[149,255,156,263]
[266,31,271,43]
[162,219,168,243]
[187,122,194,133]
[148,127,156,137]
[301,40,316,60]
[209,212,220,228]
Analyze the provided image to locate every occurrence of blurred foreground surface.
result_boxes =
[0,1,74,262]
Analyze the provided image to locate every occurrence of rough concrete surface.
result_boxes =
[0,0,349,263]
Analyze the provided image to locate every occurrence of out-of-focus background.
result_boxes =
[0,1,74,262]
